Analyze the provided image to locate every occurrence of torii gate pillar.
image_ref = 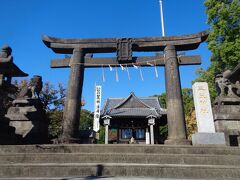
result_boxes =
[61,48,85,143]
[164,45,190,145]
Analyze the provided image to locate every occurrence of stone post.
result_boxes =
[103,118,111,144]
[145,128,150,145]
[192,82,226,145]
[61,48,85,143]
[192,82,215,133]
[148,117,155,145]
[164,45,190,145]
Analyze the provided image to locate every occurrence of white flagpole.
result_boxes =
[159,0,165,37]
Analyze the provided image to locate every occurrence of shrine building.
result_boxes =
[100,92,167,144]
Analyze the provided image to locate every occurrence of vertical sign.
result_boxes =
[93,85,102,132]
[192,82,215,133]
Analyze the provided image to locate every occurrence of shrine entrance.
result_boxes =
[101,92,167,144]
[42,31,208,145]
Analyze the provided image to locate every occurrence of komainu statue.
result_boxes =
[5,75,49,144]
[17,75,43,99]
[215,69,240,98]
[213,63,240,146]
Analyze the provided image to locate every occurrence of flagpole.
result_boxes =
[159,0,165,37]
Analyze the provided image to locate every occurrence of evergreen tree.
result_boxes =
[155,88,197,139]
[205,0,240,70]
[195,0,240,100]
[39,82,92,140]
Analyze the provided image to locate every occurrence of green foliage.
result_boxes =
[181,88,197,139]
[205,0,240,70]
[79,109,93,130]
[158,93,166,108]
[194,64,218,101]
[156,89,194,116]
[182,88,194,117]
[159,124,168,142]
[156,88,197,139]
[98,126,105,144]
[195,0,240,101]
[39,82,92,140]
[47,110,63,139]
[40,83,65,112]
[39,82,66,139]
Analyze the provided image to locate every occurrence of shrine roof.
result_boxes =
[0,62,28,77]
[101,92,166,118]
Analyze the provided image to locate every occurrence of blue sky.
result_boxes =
[0,0,210,111]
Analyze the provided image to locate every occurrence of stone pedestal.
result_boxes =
[0,117,22,145]
[5,98,49,144]
[79,130,98,144]
[192,133,226,145]
[213,97,240,146]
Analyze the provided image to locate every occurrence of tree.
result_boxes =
[39,82,92,139]
[157,92,166,108]
[40,82,66,139]
[181,88,197,139]
[195,0,240,100]
[205,0,240,70]
[40,82,65,112]
[47,109,63,139]
[79,109,93,130]
[155,88,197,139]
[98,126,105,144]
[194,65,218,101]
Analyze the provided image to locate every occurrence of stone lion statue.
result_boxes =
[215,71,240,98]
[17,75,43,99]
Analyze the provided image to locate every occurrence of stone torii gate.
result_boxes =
[42,31,208,144]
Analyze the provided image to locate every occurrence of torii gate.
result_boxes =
[43,31,208,144]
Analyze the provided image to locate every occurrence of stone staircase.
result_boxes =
[0,144,240,179]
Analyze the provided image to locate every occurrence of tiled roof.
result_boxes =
[101,92,166,118]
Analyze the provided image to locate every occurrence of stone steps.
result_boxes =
[1,144,240,155]
[0,163,240,179]
[0,144,240,179]
[0,153,240,166]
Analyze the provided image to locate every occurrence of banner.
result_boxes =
[93,85,102,132]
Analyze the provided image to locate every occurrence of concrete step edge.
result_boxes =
[0,152,240,158]
[1,144,239,148]
[0,163,240,169]
[1,178,237,180]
